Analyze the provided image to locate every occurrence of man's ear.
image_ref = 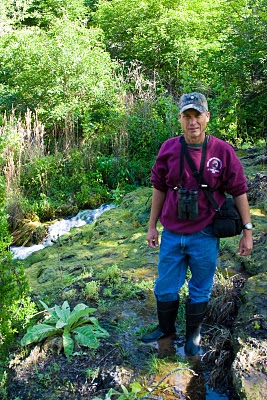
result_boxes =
[206,112,210,122]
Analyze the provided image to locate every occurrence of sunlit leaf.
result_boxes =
[21,324,60,346]
[63,330,74,358]
[73,325,100,349]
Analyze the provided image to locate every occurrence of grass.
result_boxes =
[96,264,122,284]
[202,327,234,389]
[206,271,240,324]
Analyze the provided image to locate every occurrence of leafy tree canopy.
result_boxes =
[93,0,267,141]
[0,20,120,134]
[93,0,232,85]
[1,0,91,28]
[207,0,267,139]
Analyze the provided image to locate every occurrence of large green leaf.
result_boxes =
[72,303,96,314]
[130,381,142,394]
[39,300,58,319]
[87,317,110,338]
[72,325,100,349]
[89,317,98,325]
[56,320,68,329]
[72,316,94,326]
[44,314,58,325]
[21,324,60,346]
[54,301,71,323]
[62,329,74,358]
[67,305,97,328]
[61,301,71,318]
[92,325,110,339]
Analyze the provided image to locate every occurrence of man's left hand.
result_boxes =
[238,234,253,256]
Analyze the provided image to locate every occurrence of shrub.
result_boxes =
[0,174,35,357]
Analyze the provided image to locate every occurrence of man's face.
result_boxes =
[179,108,210,144]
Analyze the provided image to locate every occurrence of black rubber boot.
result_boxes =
[184,300,208,356]
[141,299,179,343]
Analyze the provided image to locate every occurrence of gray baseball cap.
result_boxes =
[178,92,208,114]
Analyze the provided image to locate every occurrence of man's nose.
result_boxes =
[189,116,197,123]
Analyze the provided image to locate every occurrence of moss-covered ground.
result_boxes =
[5,148,267,400]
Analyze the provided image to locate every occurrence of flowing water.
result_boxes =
[10,203,115,260]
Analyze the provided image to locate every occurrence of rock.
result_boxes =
[232,344,267,400]
[232,273,267,399]
[247,173,267,212]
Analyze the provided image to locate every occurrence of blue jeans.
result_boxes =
[154,226,220,304]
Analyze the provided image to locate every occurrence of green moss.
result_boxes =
[23,188,155,303]
[18,182,267,399]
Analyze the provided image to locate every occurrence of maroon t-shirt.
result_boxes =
[151,135,248,234]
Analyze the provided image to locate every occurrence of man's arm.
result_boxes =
[234,193,253,256]
[147,188,166,248]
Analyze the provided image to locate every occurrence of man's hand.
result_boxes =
[147,227,159,248]
[146,188,166,249]
[234,194,253,257]
[238,234,253,256]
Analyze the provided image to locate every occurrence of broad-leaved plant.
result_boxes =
[21,300,109,358]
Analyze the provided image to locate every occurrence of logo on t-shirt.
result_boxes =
[207,157,222,174]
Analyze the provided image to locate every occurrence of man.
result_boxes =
[141,92,253,356]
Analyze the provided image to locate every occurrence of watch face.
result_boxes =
[244,223,253,230]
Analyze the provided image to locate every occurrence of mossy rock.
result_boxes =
[232,346,267,400]
[21,187,156,303]
[234,273,267,338]
[232,273,267,399]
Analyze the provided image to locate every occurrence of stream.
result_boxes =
[10,203,115,260]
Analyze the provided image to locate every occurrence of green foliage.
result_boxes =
[0,204,12,255]
[97,264,122,284]
[94,66,181,191]
[0,370,8,400]
[88,263,155,303]
[0,172,36,358]
[210,0,267,142]
[0,259,35,353]
[20,0,90,28]
[0,0,266,225]
[94,0,230,82]
[94,0,267,143]
[104,382,145,399]
[83,280,101,301]
[126,96,179,158]
[21,301,110,358]
[0,20,120,137]
[18,148,110,219]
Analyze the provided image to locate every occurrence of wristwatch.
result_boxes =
[242,222,253,230]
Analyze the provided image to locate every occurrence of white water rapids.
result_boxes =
[10,203,115,260]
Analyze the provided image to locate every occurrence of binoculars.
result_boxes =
[178,187,198,220]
